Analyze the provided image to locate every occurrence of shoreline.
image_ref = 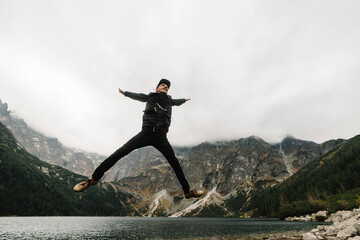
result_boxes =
[196,208,360,240]
[181,229,313,240]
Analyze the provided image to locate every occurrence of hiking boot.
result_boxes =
[185,189,204,199]
[73,178,98,192]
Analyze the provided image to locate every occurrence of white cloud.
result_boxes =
[1,0,360,154]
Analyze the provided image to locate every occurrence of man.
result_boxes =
[74,79,204,199]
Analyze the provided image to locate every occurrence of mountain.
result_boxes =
[244,134,360,218]
[0,99,349,217]
[0,121,140,216]
[0,99,105,177]
[102,135,345,217]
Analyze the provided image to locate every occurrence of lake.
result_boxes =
[0,217,327,239]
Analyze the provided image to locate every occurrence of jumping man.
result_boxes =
[74,79,204,199]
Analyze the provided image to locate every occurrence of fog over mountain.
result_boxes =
[1,0,360,155]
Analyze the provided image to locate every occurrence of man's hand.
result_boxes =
[185,98,191,101]
[119,88,125,95]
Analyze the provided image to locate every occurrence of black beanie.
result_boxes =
[157,79,171,89]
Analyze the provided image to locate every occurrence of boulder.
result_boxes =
[310,229,319,234]
[349,236,360,240]
[325,225,339,236]
[337,225,358,239]
[317,225,328,231]
[329,210,353,222]
[303,232,318,240]
[313,210,327,218]
[353,209,360,216]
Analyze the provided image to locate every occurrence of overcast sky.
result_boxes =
[1,0,359,155]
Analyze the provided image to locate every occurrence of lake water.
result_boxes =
[0,217,327,239]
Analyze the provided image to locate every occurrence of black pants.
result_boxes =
[92,129,190,193]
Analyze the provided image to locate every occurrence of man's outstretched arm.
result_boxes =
[171,98,191,106]
[119,88,149,102]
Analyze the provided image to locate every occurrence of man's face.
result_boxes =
[156,83,169,94]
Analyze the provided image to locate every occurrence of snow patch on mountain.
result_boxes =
[170,187,221,217]
[146,189,169,217]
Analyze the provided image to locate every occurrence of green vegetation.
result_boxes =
[0,122,139,216]
[224,190,248,215]
[244,134,360,219]
[315,215,326,222]
[328,189,360,213]
[278,200,327,219]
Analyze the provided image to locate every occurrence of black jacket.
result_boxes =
[124,91,186,133]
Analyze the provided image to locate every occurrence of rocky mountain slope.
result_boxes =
[0,121,139,216]
[0,100,105,176]
[246,133,360,218]
[107,135,345,217]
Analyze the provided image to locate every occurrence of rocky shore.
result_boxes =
[199,208,360,240]
[265,208,360,240]
[285,211,328,222]
[302,208,360,240]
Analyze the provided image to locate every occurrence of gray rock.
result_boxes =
[353,209,360,216]
[326,225,340,236]
[353,223,360,232]
[349,236,360,240]
[337,225,358,239]
[313,210,328,218]
[331,210,353,221]
[342,211,354,220]
[325,237,341,240]
[303,232,318,240]
[317,225,328,231]
[311,229,320,234]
